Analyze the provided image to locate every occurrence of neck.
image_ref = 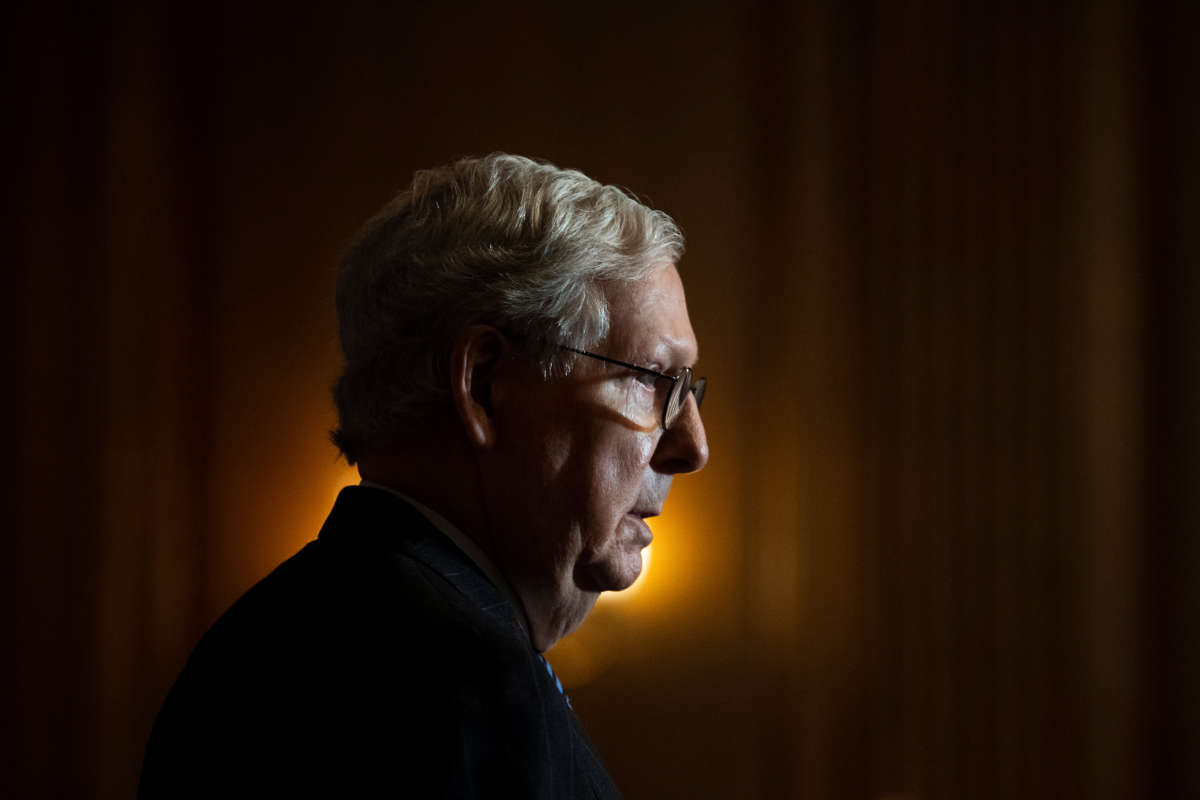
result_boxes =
[518,583,600,651]
[357,437,595,653]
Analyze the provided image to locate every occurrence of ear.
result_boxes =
[449,325,509,450]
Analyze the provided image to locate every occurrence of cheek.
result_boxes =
[601,380,660,431]
[590,432,657,512]
[621,384,660,428]
[634,433,655,466]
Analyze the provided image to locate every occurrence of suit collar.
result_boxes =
[357,480,531,638]
[318,485,530,642]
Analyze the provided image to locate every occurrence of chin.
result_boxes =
[577,550,643,593]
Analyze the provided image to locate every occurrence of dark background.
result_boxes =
[6,1,1198,797]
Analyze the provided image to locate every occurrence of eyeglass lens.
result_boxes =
[665,368,691,429]
[665,373,706,429]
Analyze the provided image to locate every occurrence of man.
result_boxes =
[140,154,709,797]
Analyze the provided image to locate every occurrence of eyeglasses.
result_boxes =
[560,346,706,430]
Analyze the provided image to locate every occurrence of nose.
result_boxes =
[650,394,709,474]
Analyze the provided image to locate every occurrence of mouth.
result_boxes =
[630,501,663,520]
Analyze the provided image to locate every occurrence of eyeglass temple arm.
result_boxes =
[559,346,676,382]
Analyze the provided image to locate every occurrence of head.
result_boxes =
[333,154,708,649]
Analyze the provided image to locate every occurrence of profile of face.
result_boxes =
[481,263,709,647]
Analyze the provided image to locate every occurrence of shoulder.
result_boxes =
[142,494,566,796]
[182,522,528,705]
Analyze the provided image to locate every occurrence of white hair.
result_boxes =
[331,153,685,463]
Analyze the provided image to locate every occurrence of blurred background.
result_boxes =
[5,0,1198,797]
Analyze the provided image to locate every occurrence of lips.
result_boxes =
[630,499,664,519]
[624,512,656,547]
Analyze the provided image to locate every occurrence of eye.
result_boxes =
[634,372,659,389]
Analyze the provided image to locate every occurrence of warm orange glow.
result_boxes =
[597,502,704,614]
[545,632,605,688]
[285,461,359,556]
[284,461,718,693]
[546,600,631,689]
[545,497,717,688]
[546,483,729,688]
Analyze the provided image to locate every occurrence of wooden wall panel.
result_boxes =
[7,1,1195,797]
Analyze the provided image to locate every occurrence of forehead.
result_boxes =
[603,263,698,366]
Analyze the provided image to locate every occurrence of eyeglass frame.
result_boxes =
[559,346,706,430]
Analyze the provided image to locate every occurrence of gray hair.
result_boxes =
[331,153,685,464]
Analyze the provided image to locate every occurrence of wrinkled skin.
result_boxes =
[480,263,709,650]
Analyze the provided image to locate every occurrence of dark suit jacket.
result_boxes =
[140,486,622,798]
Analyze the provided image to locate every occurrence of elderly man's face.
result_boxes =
[486,263,708,643]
